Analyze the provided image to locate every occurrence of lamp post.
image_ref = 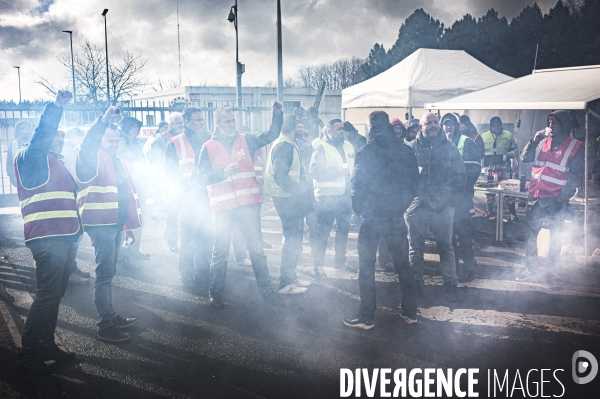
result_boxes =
[102,9,110,106]
[227,1,244,108]
[13,66,21,105]
[62,30,77,105]
[276,0,284,103]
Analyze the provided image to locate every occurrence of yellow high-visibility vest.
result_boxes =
[264,134,301,198]
[313,140,354,197]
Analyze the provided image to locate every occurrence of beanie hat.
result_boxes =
[390,117,404,126]
[343,121,358,133]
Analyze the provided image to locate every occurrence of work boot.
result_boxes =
[14,351,53,375]
[209,295,225,309]
[36,344,77,363]
[97,326,130,343]
[444,282,458,302]
[112,315,138,330]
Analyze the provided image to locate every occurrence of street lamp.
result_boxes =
[227,1,244,108]
[62,30,77,105]
[102,8,110,106]
[13,66,21,105]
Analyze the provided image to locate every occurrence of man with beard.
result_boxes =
[405,113,466,302]
[198,102,283,309]
[405,118,420,143]
[344,111,419,329]
[164,107,212,292]
[442,113,481,282]
[519,111,584,284]
[310,119,356,277]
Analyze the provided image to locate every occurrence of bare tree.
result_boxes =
[37,39,148,105]
[110,51,148,104]
[294,57,364,90]
[152,77,181,91]
[35,76,60,97]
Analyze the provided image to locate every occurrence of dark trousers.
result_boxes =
[21,239,78,355]
[377,239,392,266]
[358,217,416,321]
[273,197,304,289]
[179,206,212,288]
[305,210,318,251]
[453,197,477,268]
[405,203,458,285]
[525,200,567,270]
[209,204,274,299]
[86,226,121,331]
[313,198,352,268]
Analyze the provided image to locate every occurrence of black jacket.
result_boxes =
[270,139,313,216]
[345,131,367,153]
[450,132,481,196]
[351,124,419,219]
[407,130,466,211]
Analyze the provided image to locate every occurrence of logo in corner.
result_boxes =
[572,350,598,384]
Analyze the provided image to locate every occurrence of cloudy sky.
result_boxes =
[0,0,558,102]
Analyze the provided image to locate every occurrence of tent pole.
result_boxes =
[585,109,589,268]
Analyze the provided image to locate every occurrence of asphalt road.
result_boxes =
[1,203,599,399]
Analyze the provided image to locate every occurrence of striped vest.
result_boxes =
[15,155,80,242]
[313,140,354,198]
[75,149,142,230]
[172,133,195,178]
[264,134,301,197]
[204,134,262,213]
[529,136,582,199]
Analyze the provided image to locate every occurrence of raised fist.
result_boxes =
[272,100,282,114]
[102,106,121,123]
[54,90,73,107]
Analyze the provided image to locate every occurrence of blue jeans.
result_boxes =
[21,239,78,355]
[358,217,417,321]
[313,198,352,268]
[209,204,274,299]
[273,196,304,289]
[86,226,121,331]
[405,204,458,285]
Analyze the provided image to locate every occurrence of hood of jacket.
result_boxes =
[119,116,143,138]
[367,122,397,147]
[548,110,573,136]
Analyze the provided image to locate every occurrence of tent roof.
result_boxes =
[341,49,513,109]
[425,65,600,110]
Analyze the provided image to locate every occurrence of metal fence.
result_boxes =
[0,104,340,205]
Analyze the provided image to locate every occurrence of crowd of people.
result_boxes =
[8,89,584,375]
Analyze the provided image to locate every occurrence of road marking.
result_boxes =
[419,306,600,336]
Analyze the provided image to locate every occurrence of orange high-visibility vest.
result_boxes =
[204,134,261,213]
[172,133,195,178]
[529,136,582,199]
[75,149,142,230]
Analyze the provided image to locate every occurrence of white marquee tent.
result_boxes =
[426,65,600,263]
[342,48,513,110]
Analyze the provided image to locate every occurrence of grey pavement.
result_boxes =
[1,202,599,398]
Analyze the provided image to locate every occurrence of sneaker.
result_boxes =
[278,284,308,295]
[343,316,374,330]
[399,310,418,325]
[236,258,252,267]
[294,279,311,287]
[112,315,138,330]
[414,280,425,299]
[69,273,90,285]
[74,267,90,279]
[37,344,77,362]
[334,264,356,273]
[14,352,53,375]
[209,295,225,309]
[314,266,327,279]
[444,282,458,302]
[263,292,285,307]
[97,326,131,343]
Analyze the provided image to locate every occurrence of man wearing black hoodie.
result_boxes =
[520,110,584,284]
[442,113,481,282]
[344,111,419,329]
[405,112,466,302]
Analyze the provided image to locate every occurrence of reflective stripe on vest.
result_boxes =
[529,136,581,199]
[172,133,195,178]
[264,134,301,197]
[75,149,142,230]
[313,140,355,197]
[204,134,262,212]
[15,155,80,242]
[456,135,481,165]
[481,130,515,156]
